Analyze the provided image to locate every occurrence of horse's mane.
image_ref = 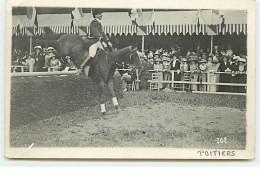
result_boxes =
[110,46,132,59]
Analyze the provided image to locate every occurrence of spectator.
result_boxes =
[139,55,150,90]
[62,56,76,71]
[162,53,171,89]
[26,54,35,72]
[44,47,55,68]
[189,53,199,91]
[237,57,247,93]
[180,57,189,80]
[33,46,44,72]
[208,57,219,92]
[147,57,154,80]
[121,66,136,91]
[170,52,181,82]
[153,58,163,89]
[207,53,213,68]
[49,53,61,72]
[219,54,231,92]
[230,55,239,92]
[198,58,208,91]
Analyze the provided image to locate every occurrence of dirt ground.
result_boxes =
[10,91,246,149]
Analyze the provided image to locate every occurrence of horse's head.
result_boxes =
[110,46,141,68]
[126,47,141,67]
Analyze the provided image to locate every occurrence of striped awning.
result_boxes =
[12,23,247,36]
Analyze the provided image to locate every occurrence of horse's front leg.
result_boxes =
[108,78,119,109]
[97,80,106,114]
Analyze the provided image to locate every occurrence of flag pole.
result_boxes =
[210,10,213,54]
[210,35,213,54]
[141,35,145,53]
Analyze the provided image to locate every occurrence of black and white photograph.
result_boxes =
[4,0,255,159]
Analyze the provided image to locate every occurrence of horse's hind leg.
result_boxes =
[97,80,106,114]
[108,78,119,109]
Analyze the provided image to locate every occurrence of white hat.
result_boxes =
[238,58,246,63]
[161,52,169,57]
[34,46,42,49]
[47,47,54,51]
[148,52,153,58]
[154,50,160,55]
[233,55,240,60]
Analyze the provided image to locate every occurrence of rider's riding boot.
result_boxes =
[79,56,92,74]
[80,56,92,69]
[84,65,90,76]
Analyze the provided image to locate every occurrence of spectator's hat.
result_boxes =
[238,57,246,63]
[148,52,153,59]
[65,56,71,59]
[34,45,42,49]
[92,8,103,17]
[199,59,207,63]
[154,50,160,55]
[181,57,187,62]
[161,52,169,58]
[188,53,198,62]
[163,57,170,62]
[233,55,240,61]
[47,47,54,51]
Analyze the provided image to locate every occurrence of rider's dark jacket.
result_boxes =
[90,18,109,43]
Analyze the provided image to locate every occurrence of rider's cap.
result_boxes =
[92,9,103,17]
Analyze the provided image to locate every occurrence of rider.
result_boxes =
[79,9,113,74]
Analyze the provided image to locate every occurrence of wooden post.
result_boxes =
[171,71,174,89]
[136,69,140,90]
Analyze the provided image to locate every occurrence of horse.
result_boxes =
[55,33,141,114]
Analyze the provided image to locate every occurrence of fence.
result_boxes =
[11,70,79,77]
[10,68,247,95]
[148,70,247,95]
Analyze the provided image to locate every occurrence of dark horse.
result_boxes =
[56,34,141,114]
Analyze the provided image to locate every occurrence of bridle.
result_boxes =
[114,46,139,67]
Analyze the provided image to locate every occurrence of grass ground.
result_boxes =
[10,88,246,149]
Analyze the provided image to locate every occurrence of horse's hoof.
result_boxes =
[114,105,119,109]
[102,111,106,115]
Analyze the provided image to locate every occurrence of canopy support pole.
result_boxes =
[141,35,145,53]
[210,35,213,54]
[29,36,33,54]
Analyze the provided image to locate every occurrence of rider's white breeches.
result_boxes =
[89,41,104,58]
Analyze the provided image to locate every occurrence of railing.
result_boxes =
[148,70,247,95]
[11,65,27,72]
[11,70,78,77]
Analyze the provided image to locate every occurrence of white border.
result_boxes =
[4,0,256,159]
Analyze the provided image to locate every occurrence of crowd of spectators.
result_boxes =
[12,43,247,93]
[121,45,247,93]
[12,46,76,73]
